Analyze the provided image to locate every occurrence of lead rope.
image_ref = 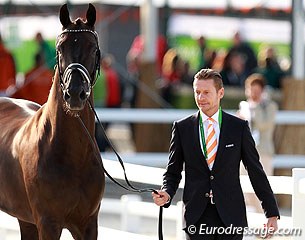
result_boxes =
[77,101,164,240]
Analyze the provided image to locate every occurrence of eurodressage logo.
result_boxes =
[187,224,302,238]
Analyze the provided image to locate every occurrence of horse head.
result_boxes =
[56,3,100,113]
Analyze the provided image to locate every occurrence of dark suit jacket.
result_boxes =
[162,110,280,229]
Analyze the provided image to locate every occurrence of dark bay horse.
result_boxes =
[0,4,105,239]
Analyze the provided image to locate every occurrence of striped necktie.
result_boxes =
[206,118,217,170]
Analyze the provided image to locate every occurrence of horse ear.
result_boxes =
[86,3,96,27]
[60,4,72,28]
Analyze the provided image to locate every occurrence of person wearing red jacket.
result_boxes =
[0,33,16,95]
[11,53,52,106]
[102,54,121,108]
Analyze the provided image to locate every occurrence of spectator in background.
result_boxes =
[181,61,193,85]
[160,48,184,105]
[126,34,167,108]
[126,48,140,108]
[95,54,122,152]
[11,53,52,105]
[211,48,227,72]
[35,32,56,70]
[221,52,247,86]
[127,34,167,77]
[237,73,278,213]
[93,70,106,108]
[197,35,216,70]
[0,33,16,95]
[203,49,217,69]
[102,54,121,108]
[197,36,207,70]
[226,31,257,80]
[257,46,285,89]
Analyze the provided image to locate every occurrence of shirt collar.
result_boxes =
[200,109,220,124]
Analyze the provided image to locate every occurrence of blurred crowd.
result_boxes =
[0,32,54,105]
[125,31,287,107]
[0,30,287,109]
[0,30,286,156]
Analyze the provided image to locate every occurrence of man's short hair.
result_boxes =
[194,68,223,90]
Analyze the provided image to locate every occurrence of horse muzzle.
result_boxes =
[63,87,89,111]
[62,63,92,111]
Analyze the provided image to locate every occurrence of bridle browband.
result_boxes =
[55,28,101,95]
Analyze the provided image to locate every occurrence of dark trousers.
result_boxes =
[185,203,243,240]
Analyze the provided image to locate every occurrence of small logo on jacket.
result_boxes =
[225,144,234,148]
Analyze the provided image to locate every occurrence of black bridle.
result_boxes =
[55,28,101,96]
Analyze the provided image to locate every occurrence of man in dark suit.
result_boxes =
[152,69,279,239]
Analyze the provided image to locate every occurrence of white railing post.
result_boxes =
[120,194,142,233]
[0,229,5,240]
[176,201,184,240]
[292,168,305,240]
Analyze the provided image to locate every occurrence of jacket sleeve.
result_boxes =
[161,121,184,207]
[241,121,280,219]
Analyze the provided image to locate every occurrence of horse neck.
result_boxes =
[44,69,95,141]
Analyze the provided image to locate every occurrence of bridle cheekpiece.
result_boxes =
[56,28,101,94]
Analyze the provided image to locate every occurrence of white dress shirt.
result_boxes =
[199,109,220,170]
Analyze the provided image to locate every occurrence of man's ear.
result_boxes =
[219,87,225,99]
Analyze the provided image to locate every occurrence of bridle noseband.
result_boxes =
[56,28,101,96]
[62,63,92,98]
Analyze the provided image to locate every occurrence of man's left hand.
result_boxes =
[264,216,278,238]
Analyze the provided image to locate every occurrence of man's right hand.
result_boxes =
[152,190,170,206]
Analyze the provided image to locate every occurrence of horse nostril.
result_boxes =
[79,89,87,101]
[64,91,71,101]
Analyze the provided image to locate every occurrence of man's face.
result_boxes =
[193,78,224,116]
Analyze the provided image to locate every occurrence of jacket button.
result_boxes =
[205,193,209,198]
[210,175,214,180]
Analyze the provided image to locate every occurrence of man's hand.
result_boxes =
[264,216,278,238]
[152,190,170,206]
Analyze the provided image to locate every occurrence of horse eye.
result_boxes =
[90,48,97,55]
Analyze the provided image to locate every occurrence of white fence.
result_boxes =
[1,161,304,239]
[98,108,305,170]
[100,160,305,240]
[95,108,305,124]
[102,152,305,169]
[97,108,305,239]
[1,109,304,239]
